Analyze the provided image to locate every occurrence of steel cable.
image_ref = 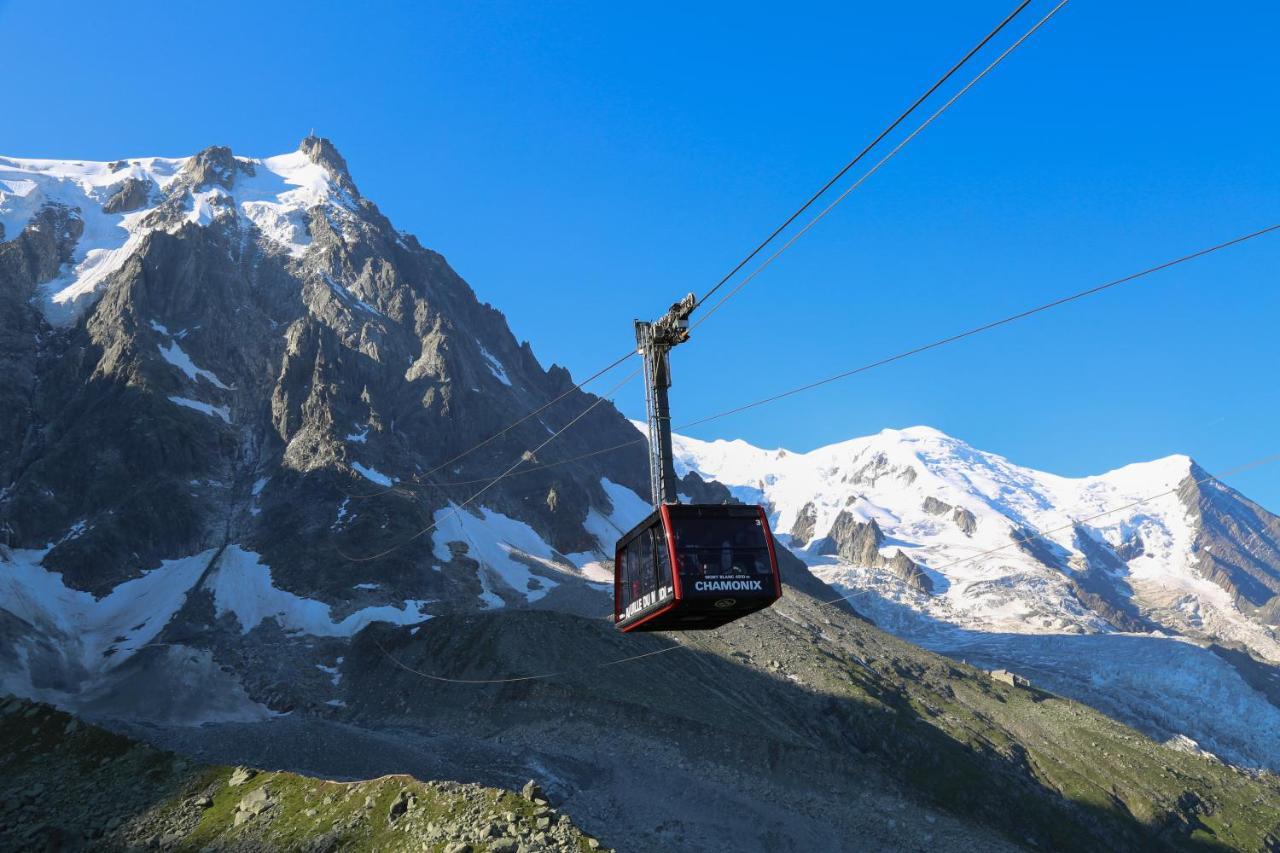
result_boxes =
[691,0,1071,330]
[416,223,1278,486]
[339,366,643,562]
[693,0,1037,310]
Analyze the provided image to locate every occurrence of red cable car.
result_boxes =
[616,293,783,631]
[614,503,782,632]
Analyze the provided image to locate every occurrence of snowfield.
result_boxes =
[666,422,1280,770]
[210,547,433,637]
[427,478,651,603]
[0,547,215,676]
[667,423,1279,658]
[168,396,231,424]
[0,539,436,721]
[158,339,231,390]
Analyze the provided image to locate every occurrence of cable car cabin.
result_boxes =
[614,504,782,632]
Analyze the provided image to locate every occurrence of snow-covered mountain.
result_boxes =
[0,138,653,722]
[6,139,1280,849]
[669,425,1280,769]
[0,149,343,326]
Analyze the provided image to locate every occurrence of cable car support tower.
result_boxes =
[635,293,697,508]
[618,293,782,631]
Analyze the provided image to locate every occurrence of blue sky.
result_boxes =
[2,0,1277,508]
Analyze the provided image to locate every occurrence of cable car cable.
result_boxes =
[680,223,1280,431]
[415,350,636,481]
[342,0,1066,508]
[691,0,1070,330]
[693,0,1036,312]
[339,366,643,562]
[339,0,1046,502]
[340,349,638,500]
[426,222,1278,486]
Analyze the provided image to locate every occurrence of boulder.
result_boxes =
[387,789,412,824]
[235,785,273,823]
[228,766,256,787]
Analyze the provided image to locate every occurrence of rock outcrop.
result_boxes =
[102,177,153,214]
[1179,465,1280,622]
[952,506,977,536]
[922,496,952,516]
[817,514,932,593]
[789,501,818,546]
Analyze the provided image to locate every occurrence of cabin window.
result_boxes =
[653,525,673,589]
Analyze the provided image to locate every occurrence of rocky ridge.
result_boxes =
[0,695,606,852]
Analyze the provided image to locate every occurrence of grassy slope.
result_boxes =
[0,696,605,852]
[723,591,1280,851]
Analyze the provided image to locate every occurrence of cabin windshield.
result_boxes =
[671,516,772,579]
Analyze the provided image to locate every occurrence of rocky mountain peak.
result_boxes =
[0,136,652,626]
[299,134,359,196]
[179,145,249,191]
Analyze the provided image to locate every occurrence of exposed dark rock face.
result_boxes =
[844,451,915,488]
[0,204,86,533]
[678,470,734,505]
[102,177,153,214]
[0,139,651,603]
[299,135,360,196]
[180,145,247,190]
[818,514,931,593]
[886,549,933,594]
[1115,529,1145,561]
[923,497,976,537]
[1011,525,1068,570]
[1067,524,1154,633]
[952,506,977,536]
[1,203,84,285]
[922,496,952,516]
[6,140,1280,853]
[789,501,817,546]
[819,512,882,564]
[1178,465,1280,623]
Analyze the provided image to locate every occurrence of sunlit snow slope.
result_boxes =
[668,424,1280,769]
